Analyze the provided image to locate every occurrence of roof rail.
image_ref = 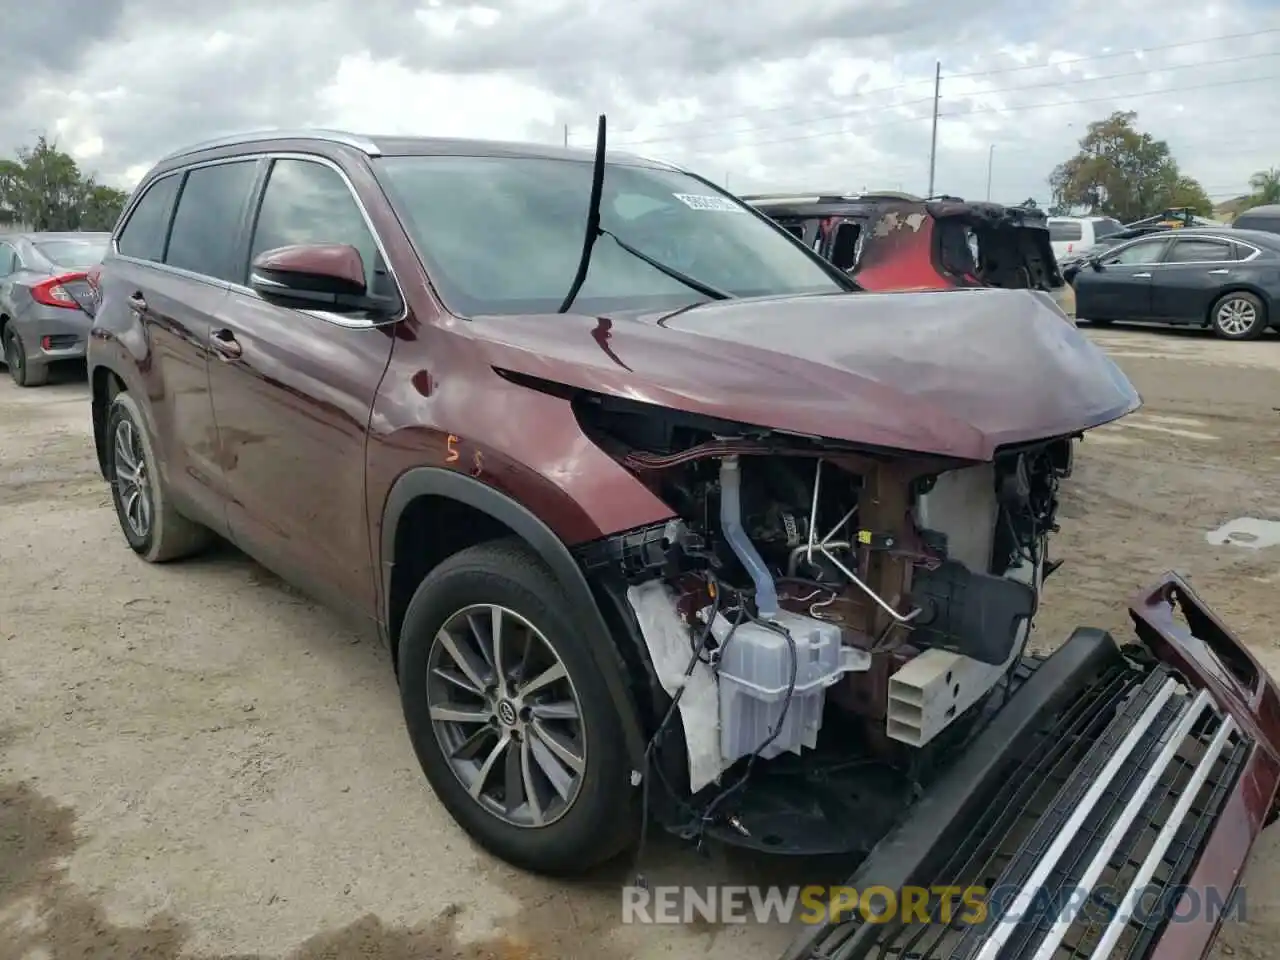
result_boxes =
[157,129,382,163]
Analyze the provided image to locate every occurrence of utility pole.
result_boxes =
[986,144,995,201]
[563,124,569,147]
[927,61,940,198]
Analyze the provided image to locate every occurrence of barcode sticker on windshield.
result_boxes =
[673,193,744,212]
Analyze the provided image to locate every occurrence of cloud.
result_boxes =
[2,0,1277,207]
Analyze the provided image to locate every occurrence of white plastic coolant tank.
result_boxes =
[710,609,868,765]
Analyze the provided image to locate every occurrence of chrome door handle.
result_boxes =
[1133,272,1152,278]
[1208,269,1229,275]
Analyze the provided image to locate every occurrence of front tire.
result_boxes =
[397,538,637,876]
[105,391,211,562]
[1210,291,1266,340]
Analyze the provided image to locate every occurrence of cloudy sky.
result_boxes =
[5,0,1279,206]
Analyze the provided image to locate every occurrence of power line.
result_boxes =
[578,28,1280,140]
[602,50,1279,149]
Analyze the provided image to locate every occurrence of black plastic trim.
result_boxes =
[781,626,1123,960]
[380,467,648,773]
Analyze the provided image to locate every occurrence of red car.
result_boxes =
[745,191,1064,294]
[86,124,1275,960]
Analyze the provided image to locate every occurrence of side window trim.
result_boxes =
[108,149,407,328]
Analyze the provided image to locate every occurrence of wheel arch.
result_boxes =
[380,467,648,773]
[90,364,127,479]
[1205,284,1270,327]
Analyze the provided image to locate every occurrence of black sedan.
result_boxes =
[1069,227,1280,340]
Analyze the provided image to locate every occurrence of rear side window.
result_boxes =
[248,158,380,290]
[1049,220,1083,242]
[1164,239,1232,263]
[116,174,181,262]
[165,160,259,282]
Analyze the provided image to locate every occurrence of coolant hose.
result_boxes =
[719,455,779,618]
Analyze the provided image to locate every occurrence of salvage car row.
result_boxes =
[5,126,1280,960]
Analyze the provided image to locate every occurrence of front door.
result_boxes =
[1147,236,1237,323]
[1073,236,1170,321]
[207,155,399,622]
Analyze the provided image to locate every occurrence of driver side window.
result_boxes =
[1106,239,1164,266]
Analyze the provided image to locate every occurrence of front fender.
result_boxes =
[380,466,649,773]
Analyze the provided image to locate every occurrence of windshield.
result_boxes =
[34,238,108,269]
[374,155,844,316]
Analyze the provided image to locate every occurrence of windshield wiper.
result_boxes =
[600,228,733,301]
[557,113,734,312]
[558,115,607,313]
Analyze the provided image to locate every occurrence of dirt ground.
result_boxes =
[1,324,1278,960]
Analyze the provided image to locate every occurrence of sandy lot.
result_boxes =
[2,325,1278,960]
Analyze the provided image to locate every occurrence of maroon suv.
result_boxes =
[89,129,1280,960]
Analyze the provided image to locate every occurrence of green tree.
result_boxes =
[1247,167,1280,206]
[0,136,128,231]
[1047,111,1211,221]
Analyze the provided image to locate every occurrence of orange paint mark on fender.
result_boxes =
[446,434,459,463]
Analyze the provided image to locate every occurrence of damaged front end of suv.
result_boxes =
[549,293,1123,862]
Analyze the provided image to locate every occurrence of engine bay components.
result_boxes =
[574,391,1073,837]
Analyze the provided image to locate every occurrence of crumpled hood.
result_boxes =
[466,287,1141,461]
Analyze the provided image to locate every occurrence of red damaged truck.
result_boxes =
[86,118,1278,960]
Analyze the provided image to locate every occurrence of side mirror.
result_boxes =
[250,243,394,314]
[1088,256,1104,271]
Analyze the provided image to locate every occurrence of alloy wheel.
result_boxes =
[1216,297,1257,337]
[426,603,586,828]
[113,418,152,540]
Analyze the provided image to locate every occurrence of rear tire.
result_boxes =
[105,391,212,562]
[397,537,637,876]
[1210,291,1266,340]
[3,328,48,387]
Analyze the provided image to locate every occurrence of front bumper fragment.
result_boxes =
[782,573,1280,960]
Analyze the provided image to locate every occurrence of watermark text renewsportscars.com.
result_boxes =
[621,884,1247,926]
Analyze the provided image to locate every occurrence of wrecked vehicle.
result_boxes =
[88,121,1279,960]
[744,191,1063,294]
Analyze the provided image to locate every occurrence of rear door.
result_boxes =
[1148,236,1237,323]
[1072,236,1170,320]
[207,154,400,621]
[101,167,253,533]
